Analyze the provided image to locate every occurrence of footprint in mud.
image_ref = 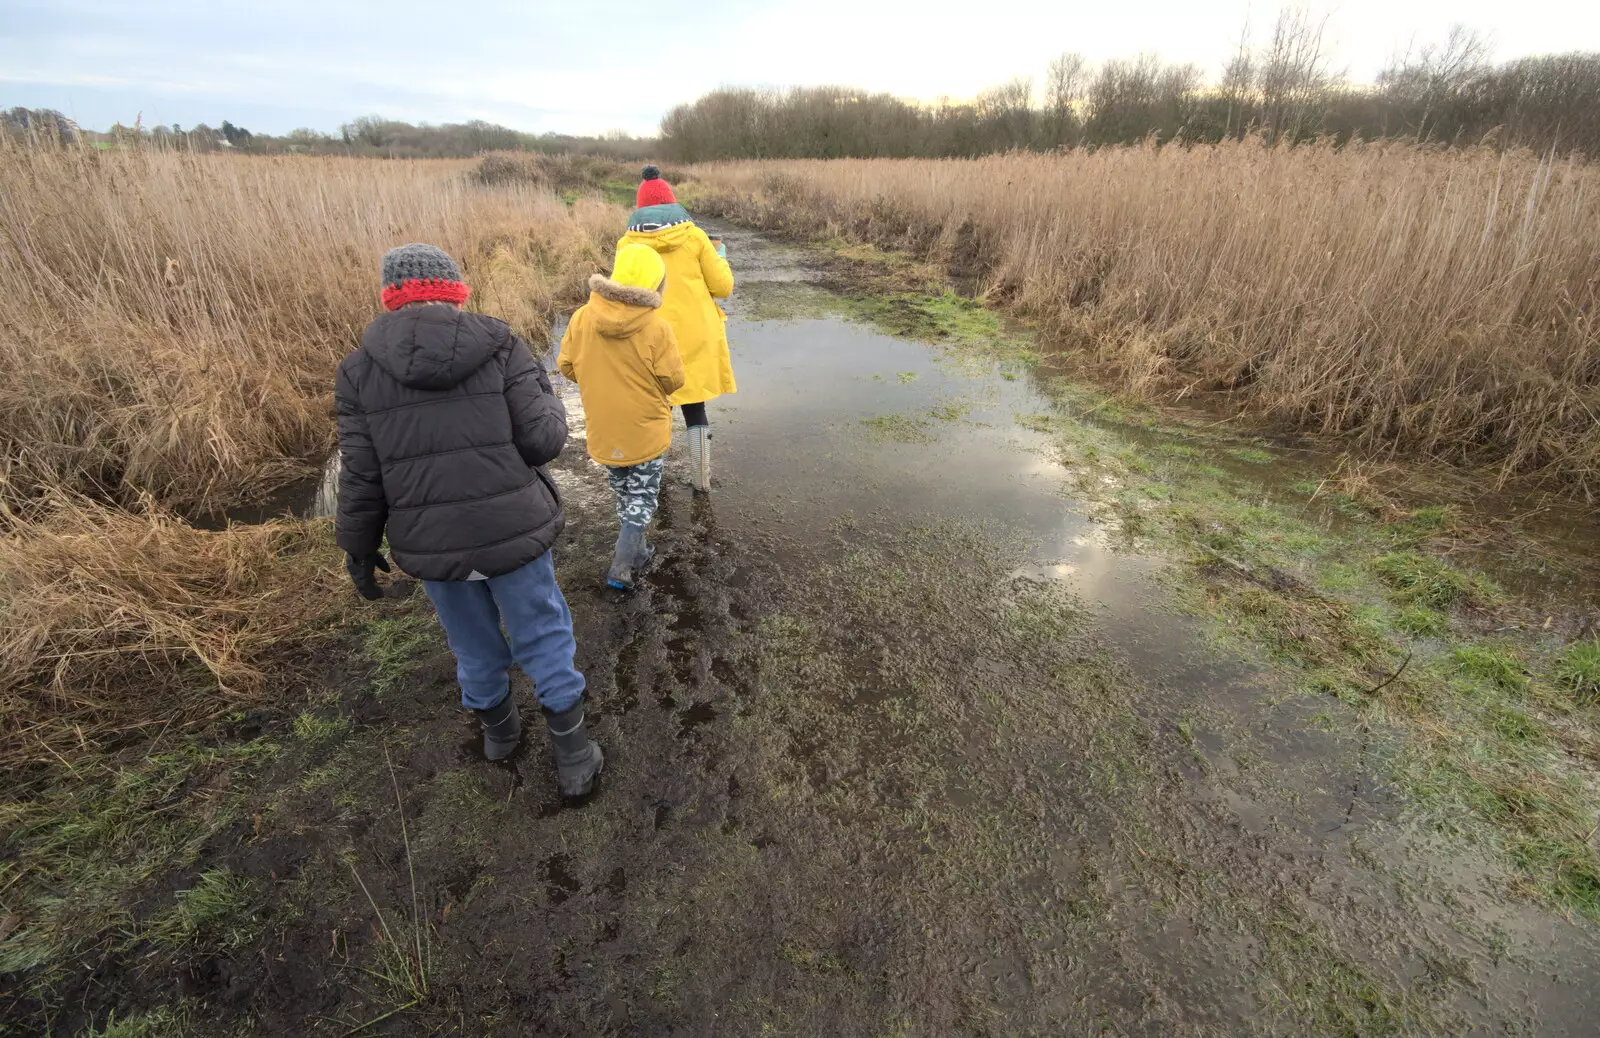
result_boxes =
[677,701,717,738]
[710,656,742,690]
[655,562,711,689]
[651,799,672,829]
[543,853,582,904]
[611,631,642,714]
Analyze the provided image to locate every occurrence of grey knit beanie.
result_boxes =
[380,243,471,310]
[381,242,461,288]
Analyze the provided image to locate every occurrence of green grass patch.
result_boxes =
[147,868,263,951]
[1392,606,1449,638]
[1371,551,1497,610]
[1230,447,1275,464]
[1553,641,1600,705]
[79,1006,192,1038]
[1016,411,1071,436]
[0,737,278,979]
[362,611,435,695]
[927,400,970,422]
[846,291,1041,365]
[861,413,934,443]
[1317,563,1365,593]
[738,281,843,322]
[1450,644,1528,692]
[599,180,637,208]
[1398,734,1598,914]
[1386,505,1463,544]
[1488,705,1540,743]
[292,710,351,745]
[1509,836,1600,916]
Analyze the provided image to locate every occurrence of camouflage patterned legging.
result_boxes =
[605,457,664,526]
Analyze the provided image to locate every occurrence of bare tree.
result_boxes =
[1379,25,1491,141]
[1220,21,1255,139]
[1258,6,1338,143]
[1086,54,1200,144]
[1045,52,1089,146]
[977,76,1036,149]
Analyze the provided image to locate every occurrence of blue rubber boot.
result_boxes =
[605,523,654,591]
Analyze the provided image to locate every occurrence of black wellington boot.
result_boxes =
[545,702,604,797]
[473,695,522,761]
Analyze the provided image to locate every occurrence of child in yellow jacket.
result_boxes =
[558,244,685,590]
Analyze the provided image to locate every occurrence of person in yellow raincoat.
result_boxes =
[558,243,684,590]
[616,165,733,492]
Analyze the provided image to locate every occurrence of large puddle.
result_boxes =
[547,217,1599,1031]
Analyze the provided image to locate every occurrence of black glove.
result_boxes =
[345,551,391,601]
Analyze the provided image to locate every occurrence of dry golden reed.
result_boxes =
[693,141,1600,492]
[0,148,627,765]
[0,146,622,512]
[0,503,339,764]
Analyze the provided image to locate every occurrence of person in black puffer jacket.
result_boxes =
[335,243,602,797]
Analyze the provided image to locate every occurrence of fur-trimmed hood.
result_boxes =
[585,274,661,339]
[589,273,661,309]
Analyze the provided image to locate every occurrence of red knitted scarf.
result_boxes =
[382,278,472,311]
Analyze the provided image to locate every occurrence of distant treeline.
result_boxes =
[661,18,1600,160]
[0,108,657,161]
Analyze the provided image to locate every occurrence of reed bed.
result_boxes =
[0,503,342,767]
[0,148,626,766]
[692,142,1600,493]
[0,147,621,513]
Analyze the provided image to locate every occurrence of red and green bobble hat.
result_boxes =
[636,164,676,207]
[380,242,472,311]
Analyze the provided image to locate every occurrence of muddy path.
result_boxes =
[12,223,1599,1036]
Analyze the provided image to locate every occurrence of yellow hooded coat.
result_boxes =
[558,274,685,467]
[616,221,735,405]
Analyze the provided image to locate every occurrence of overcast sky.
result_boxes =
[5,0,1598,137]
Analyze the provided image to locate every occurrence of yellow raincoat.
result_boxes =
[558,274,685,467]
[615,221,735,405]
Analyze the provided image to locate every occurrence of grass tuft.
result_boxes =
[78,1006,191,1038]
[1371,551,1496,611]
[1450,644,1528,691]
[860,414,935,443]
[362,611,437,695]
[147,868,262,951]
[1553,641,1600,705]
[1393,606,1449,638]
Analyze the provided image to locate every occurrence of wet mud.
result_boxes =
[13,222,1599,1036]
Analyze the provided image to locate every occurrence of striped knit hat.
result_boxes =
[380,243,471,311]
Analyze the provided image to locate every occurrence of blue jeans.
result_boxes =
[422,552,586,713]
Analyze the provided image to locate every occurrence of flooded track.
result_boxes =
[371,220,1591,1035]
[45,221,1596,1036]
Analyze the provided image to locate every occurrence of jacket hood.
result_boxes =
[586,274,660,337]
[627,202,691,233]
[362,306,508,390]
[621,218,695,253]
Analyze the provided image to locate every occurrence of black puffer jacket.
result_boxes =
[335,306,568,581]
